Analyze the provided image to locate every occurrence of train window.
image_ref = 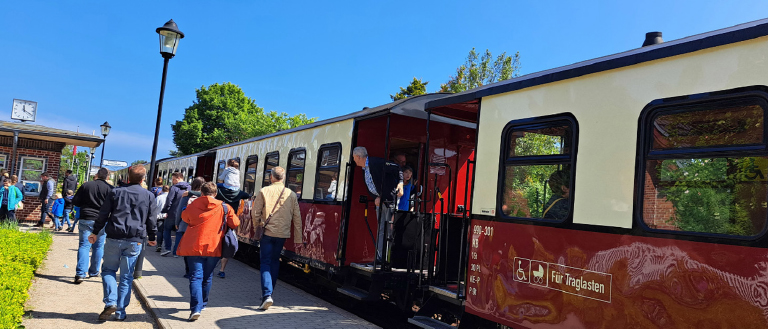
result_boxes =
[499,115,578,221]
[286,149,306,197]
[181,168,187,181]
[187,167,195,183]
[639,94,768,237]
[243,155,259,195]
[262,152,280,187]
[216,161,226,183]
[314,144,342,201]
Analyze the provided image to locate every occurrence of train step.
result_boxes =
[337,285,380,301]
[407,316,455,329]
[428,285,458,299]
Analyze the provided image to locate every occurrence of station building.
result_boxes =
[0,121,103,223]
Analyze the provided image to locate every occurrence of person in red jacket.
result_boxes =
[177,181,240,321]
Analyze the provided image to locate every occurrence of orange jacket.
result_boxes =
[177,196,240,257]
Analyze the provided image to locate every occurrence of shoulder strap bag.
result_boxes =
[220,203,239,259]
[254,186,287,242]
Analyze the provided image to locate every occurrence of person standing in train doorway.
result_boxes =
[250,166,303,310]
[160,172,190,256]
[352,147,403,264]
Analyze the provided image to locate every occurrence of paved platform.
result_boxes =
[22,228,156,329]
[135,238,378,329]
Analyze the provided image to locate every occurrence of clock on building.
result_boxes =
[11,99,37,122]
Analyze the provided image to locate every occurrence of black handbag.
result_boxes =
[220,203,239,259]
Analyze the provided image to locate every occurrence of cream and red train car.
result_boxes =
[412,18,768,328]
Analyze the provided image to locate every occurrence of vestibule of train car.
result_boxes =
[339,96,478,304]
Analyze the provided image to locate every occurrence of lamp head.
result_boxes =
[156,19,184,58]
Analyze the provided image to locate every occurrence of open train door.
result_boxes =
[410,98,480,328]
[195,151,217,182]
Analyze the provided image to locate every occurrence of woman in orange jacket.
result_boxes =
[177,182,240,321]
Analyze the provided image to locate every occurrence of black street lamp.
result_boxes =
[138,20,184,279]
[147,19,184,192]
[99,121,111,168]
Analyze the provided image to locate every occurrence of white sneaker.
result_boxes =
[259,296,273,310]
[160,250,171,256]
[188,312,200,321]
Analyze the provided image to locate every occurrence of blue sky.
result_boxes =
[2,1,768,165]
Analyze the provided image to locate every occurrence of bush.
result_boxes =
[0,223,52,328]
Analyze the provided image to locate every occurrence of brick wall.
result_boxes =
[0,145,63,224]
[642,171,679,230]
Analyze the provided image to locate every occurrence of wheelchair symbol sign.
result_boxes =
[514,258,530,283]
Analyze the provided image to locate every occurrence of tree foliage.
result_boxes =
[171,83,317,156]
[440,48,521,93]
[131,160,147,166]
[58,145,91,188]
[391,77,429,101]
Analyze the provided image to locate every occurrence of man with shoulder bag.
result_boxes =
[250,166,303,310]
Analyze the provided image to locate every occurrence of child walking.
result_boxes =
[51,192,67,231]
[63,190,75,232]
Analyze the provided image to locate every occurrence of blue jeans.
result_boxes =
[187,256,219,313]
[38,198,53,225]
[54,217,63,230]
[101,238,142,319]
[260,235,286,298]
[77,220,106,277]
[173,231,184,256]
[156,220,165,248]
[163,218,175,251]
[63,209,72,226]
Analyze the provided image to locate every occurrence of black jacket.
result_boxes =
[366,157,403,202]
[216,185,250,213]
[93,184,158,243]
[64,196,74,210]
[162,181,190,220]
[72,179,114,220]
[62,175,77,195]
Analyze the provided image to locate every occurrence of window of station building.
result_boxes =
[242,155,259,195]
[639,93,768,238]
[286,149,306,197]
[499,116,577,222]
[262,152,279,187]
[0,154,8,171]
[19,156,46,196]
[217,160,226,183]
[314,144,341,201]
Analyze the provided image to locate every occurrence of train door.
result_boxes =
[195,152,216,182]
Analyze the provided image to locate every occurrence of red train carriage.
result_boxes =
[413,18,768,328]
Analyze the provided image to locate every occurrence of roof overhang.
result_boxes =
[0,124,103,148]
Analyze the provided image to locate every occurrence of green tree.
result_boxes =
[131,160,147,166]
[440,48,521,93]
[58,145,91,190]
[171,83,317,156]
[391,77,429,101]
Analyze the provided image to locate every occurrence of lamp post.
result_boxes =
[89,148,95,181]
[147,19,184,192]
[137,19,184,279]
[99,121,111,168]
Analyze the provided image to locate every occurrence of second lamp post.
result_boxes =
[99,121,111,168]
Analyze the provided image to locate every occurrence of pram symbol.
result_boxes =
[532,264,545,284]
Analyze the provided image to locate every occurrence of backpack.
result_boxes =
[220,204,239,259]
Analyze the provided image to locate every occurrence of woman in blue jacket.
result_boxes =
[0,178,23,223]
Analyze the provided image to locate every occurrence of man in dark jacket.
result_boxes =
[352,146,403,264]
[62,170,78,196]
[72,168,113,283]
[35,173,56,227]
[90,165,157,322]
[160,172,190,256]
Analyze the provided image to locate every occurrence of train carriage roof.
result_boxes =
[426,17,768,115]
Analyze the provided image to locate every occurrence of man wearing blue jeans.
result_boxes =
[160,172,189,256]
[90,165,157,322]
[34,173,56,227]
[72,168,114,283]
[250,167,303,310]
